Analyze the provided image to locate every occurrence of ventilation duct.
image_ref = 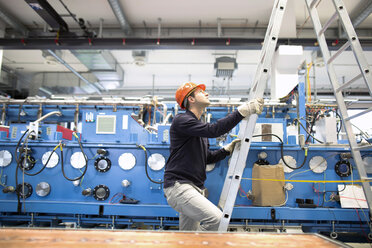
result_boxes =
[107,0,132,35]
[214,56,237,78]
[71,50,124,90]
[0,7,28,36]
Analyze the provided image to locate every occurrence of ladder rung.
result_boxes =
[345,106,372,121]
[354,144,372,151]
[318,12,338,37]
[310,0,320,9]
[336,73,363,93]
[328,41,350,65]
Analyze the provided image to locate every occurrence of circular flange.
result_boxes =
[42,151,59,168]
[19,155,36,171]
[0,150,12,168]
[94,157,111,173]
[36,182,51,197]
[309,156,328,173]
[70,152,87,169]
[93,184,110,201]
[148,153,165,171]
[206,163,215,172]
[279,155,297,173]
[118,153,136,170]
[16,182,33,198]
[335,160,352,177]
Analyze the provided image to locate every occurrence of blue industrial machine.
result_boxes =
[0,82,371,240]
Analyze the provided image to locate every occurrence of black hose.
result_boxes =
[14,129,31,213]
[138,145,163,184]
[61,134,88,181]
[18,150,54,177]
[15,129,29,163]
[297,121,324,144]
[305,111,319,144]
[15,129,56,176]
[335,111,343,134]
[252,133,308,170]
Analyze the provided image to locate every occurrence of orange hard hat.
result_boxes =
[175,82,206,109]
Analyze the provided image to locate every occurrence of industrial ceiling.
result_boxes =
[0,0,371,99]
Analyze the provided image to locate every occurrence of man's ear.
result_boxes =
[188,95,195,104]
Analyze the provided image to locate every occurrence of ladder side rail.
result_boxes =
[218,0,281,211]
[305,0,372,216]
[333,0,372,95]
[218,0,288,232]
[217,119,248,209]
[218,115,259,231]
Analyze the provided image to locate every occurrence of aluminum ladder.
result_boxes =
[304,0,372,217]
[217,0,288,231]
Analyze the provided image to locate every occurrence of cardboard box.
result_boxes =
[252,163,285,206]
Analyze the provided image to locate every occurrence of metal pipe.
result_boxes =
[352,1,372,28]
[0,99,153,106]
[1,104,6,125]
[107,0,132,35]
[47,50,102,95]
[162,113,173,125]
[161,102,168,122]
[34,111,62,123]
[0,98,294,108]
[0,8,28,36]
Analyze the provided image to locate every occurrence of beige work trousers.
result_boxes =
[164,181,222,231]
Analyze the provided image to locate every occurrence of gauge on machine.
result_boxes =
[94,157,111,172]
[19,155,36,171]
[93,184,110,201]
[309,156,328,173]
[335,160,352,177]
[148,153,165,171]
[279,155,297,173]
[42,151,59,168]
[0,150,12,167]
[16,182,33,199]
[118,153,136,170]
[36,182,51,197]
[70,152,87,169]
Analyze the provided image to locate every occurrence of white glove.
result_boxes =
[237,98,264,117]
[223,139,241,154]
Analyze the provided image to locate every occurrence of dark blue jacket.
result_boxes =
[164,109,244,189]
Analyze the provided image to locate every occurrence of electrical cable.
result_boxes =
[335,111,343,134]
[0,167,5,187]
[305,111,320,144]
[61,133,88,181]
[17,144,58,177]
[14,129,33,213]
[350,122,371,144]
[295,120,324,144]
[15,129,29,163]
[109,192,125,204]
[252,133,308,170]
[138,144,163,184]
